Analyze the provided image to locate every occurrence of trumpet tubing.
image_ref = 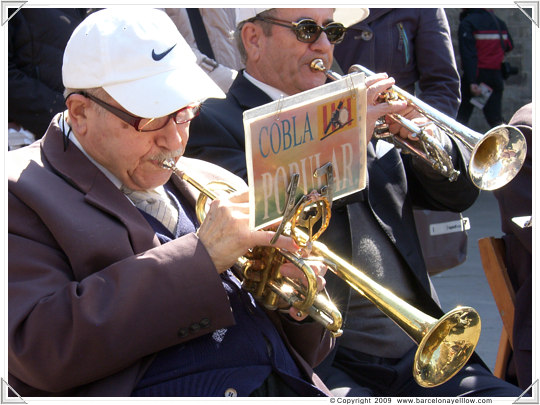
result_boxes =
[310,59,527,191]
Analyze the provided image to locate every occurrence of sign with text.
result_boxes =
[244,73,367,230]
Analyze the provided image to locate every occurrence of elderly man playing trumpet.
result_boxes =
[186,7,524,397]
[8,8,336,397]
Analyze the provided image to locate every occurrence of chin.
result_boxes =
[135,173,172,191]
[155,172,173,188]
[304,77,327,92]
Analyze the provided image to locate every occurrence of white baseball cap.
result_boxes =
[235,8,271,27]
[234,7,369,28]
[62,8,224,118]
[334,8,370,28]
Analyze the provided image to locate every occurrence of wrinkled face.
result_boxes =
[248,8,335,95]
[79,94,189,191]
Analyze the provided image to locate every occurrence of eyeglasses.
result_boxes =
[254,16,347,44]
[70,92,201,132]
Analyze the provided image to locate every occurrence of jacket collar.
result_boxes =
[228,70,273,110]
[41,116,159,252]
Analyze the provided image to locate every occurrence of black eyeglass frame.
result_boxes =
[253,16,347,44]
[67,91,201,132]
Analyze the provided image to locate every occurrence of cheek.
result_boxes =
[280,51,304,82]
[106,138,140,163]
[103,132,153,171]
[180,123,190,145]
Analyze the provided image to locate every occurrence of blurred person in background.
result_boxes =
[333,8,468,277]
[166,8,242,92]
[8,8,88,149]
[456,8,514,128]
[492,103,532,391]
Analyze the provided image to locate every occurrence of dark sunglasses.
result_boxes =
[254,16,347,44]
[68,91,201,132]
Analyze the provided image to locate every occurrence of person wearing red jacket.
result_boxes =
[456,8,514,128]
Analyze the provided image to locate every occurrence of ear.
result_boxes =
[65,94,91,136]
[241,22,265,63]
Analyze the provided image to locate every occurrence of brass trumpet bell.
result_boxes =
[304,231,481,388]
[466,124,526,190]
[311,58,527,191]
[413,307,481,387]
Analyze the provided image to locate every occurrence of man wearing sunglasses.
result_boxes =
[8,8,335,397]
[186,7,523,398]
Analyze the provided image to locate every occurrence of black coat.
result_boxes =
[8,8,87,137]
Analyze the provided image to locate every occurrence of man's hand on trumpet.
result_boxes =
[365,73,451,151]
[197,189,329,321]
[365,73,408,142]
[197,190,300,273]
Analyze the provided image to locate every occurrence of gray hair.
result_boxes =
[234,8,277,64]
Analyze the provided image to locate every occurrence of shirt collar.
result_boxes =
[243,71,289,101]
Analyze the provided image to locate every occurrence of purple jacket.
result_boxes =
[8,116,333,396]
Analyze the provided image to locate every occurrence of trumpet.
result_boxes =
[161,159,481,388]
[310,59,526,191]
[160,159,344,337]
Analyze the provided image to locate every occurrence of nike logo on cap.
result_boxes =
[152,44,177,61]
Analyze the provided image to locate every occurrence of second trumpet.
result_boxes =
[310,58,526,191]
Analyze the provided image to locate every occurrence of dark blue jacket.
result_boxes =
[334,8,460,118]
[186,72,489,387]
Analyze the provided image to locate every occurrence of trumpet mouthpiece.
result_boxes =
[310,58,326,72]
[160,159,176,171]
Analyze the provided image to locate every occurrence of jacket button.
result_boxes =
[224,388,237,397]
[361,30,373,41]
[189,323,201,332]
[177,327,189,338]
[200,318,210,328]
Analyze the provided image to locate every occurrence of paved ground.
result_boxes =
[431,190,503,372]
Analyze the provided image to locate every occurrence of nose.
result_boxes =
[310,29,334,54]
[154,119,189,152]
